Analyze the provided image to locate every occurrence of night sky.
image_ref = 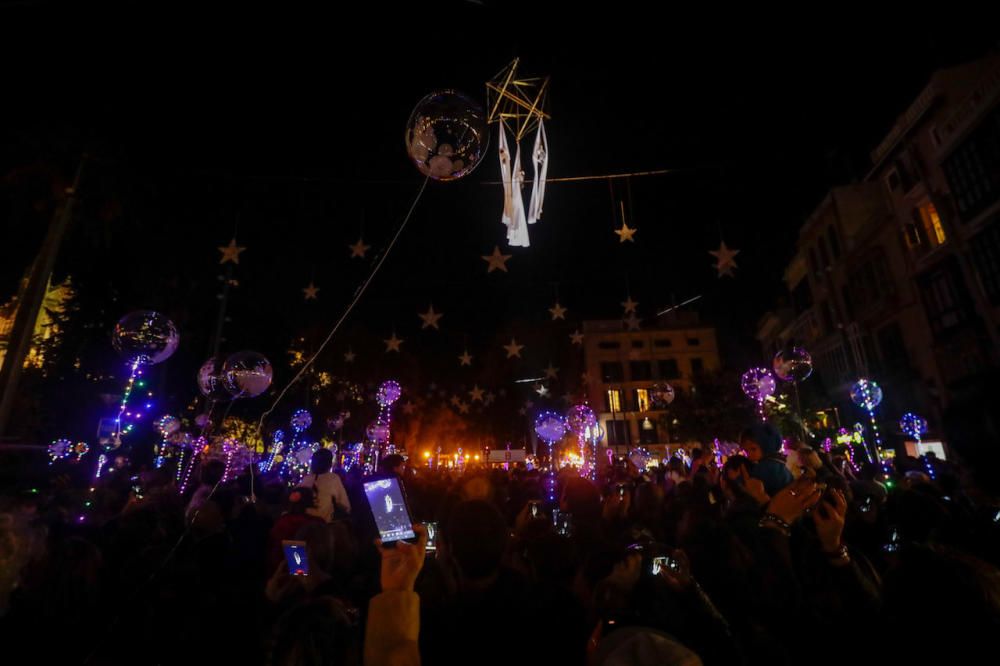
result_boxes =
[2,7,998,439]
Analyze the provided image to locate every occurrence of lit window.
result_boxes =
[636,389,650,412]
[606,390,622,412]
[917,203,946,246]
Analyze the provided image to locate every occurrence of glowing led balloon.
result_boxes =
[197,356,231,401]
[366,421,391,444]
[222,351,273,398]
[156,415,181,437]
[112,310,179,365]
[741,368,777,402]
[405,90,489,181]
[48,438,73,463]
[772,346,813,382]
[291,409,313,431]
[534,411,568,443]
[327,414,346,431]
[194,413,210,429]
[377,380,402,407]
[650,384,676,408]
[566,404,597,436]
[850,379,883,410]
[899,412,928,439]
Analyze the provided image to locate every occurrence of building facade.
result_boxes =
[583,312,720,461]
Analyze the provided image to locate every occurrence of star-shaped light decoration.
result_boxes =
[481,246,512,273]
[419,305,443,330]
[535,384,549,397]
[349,238,371,259]
[525,400,535,409]
[548,302,567,320]
[544,362,559,380]
[484,392,496,406]
[457,401,470,415]
[218,238,246,265]
[469,385,485,402]
[709,241,740,278]
[303,282,320,300]
[614,221,637,243]
[344,349,356,363]
[402,402,416,415]
[621,296,639,314]
[503,338,525,359]
[450,395,462,407]
[581,372,593,385]
[458,350,473,366]
[384,334,404,353]
[518,407,527,416]
[570,330,584,345]
[625,313,641,331]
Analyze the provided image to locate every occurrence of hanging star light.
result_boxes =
[218,238,246,265]
[384,334,404,353]
[544,362,559,379]
[570,330,584,345]
[614,221,637,243]
[625,313,641,331]
[469,385,485,402]
[536,384,549,397]
[349,238,371,259]
[549,302,567,320]
[482,246,512,273]
[303,282,320,300]
[419,305,443,330]
[621,296,639,314]
[458,350,473,366]
[503,338,525,358]
[344,349,356,363]
[709,241,740,278]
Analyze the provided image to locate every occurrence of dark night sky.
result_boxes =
[2,6,998,434]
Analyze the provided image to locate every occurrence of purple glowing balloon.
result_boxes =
[534,412,568,443]
[366,421,391,444]
[741,368,777,402]
[377,380,402,407]
[291,409,313,431]
[566,405,597,435]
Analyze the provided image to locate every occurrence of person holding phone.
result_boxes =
[301,448,351,523]
[365,523,427,666]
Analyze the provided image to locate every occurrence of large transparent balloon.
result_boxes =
[405,90,489,181]
[899,412,927,439]
[534,411,568,443]
[222,351,273,398]
[198,356,231,401]
[112,310,179,365]
[156,415,181,437]
[366,421,391,444]
[377,380,402,407]
[291,409,313,431]
[772,346,813,382]
[566,405,597,436]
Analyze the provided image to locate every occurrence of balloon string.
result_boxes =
[249,176,430,500]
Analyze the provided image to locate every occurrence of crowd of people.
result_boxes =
[2,421,1000,665]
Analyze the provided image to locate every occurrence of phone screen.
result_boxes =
[555,511,573,537]
[364,477,416,544]
[860,496,873,513]
[282,540,309,576]
[425,522,438,552]
[617,485,626,499]
[530,502,540,518]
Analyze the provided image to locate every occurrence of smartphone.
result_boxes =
[651,556,681,576]
[529,500,541,518]
[282,540,309,576]
[130,475,144,500]
[883,528,901,553]
[425,522,438,552]
[363,477,417,545]
[555,511,573,537]
[993,509,1000,524]
[860,496,873,514]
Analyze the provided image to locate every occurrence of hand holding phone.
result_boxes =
[282,540,309,576]
[364,477,417,546]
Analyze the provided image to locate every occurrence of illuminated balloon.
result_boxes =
[366,421,391,444]
[197,356,231,401]
[194,413,210,428]
[566,405,597,436]
[741,368,777,402]
[156,415,181,437]
[534,411,567,443]
[291,409,313,431]
[850,379,884,410]
[405,90,489,181]
[377,380,402,407]
[222,351,273,398]
[650,384,676,408]
[899,412,928,439]
[772,346,813,382]
[112,310,179,365]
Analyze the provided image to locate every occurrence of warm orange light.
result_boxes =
[474,454,480,460]
[423,451,431,458]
